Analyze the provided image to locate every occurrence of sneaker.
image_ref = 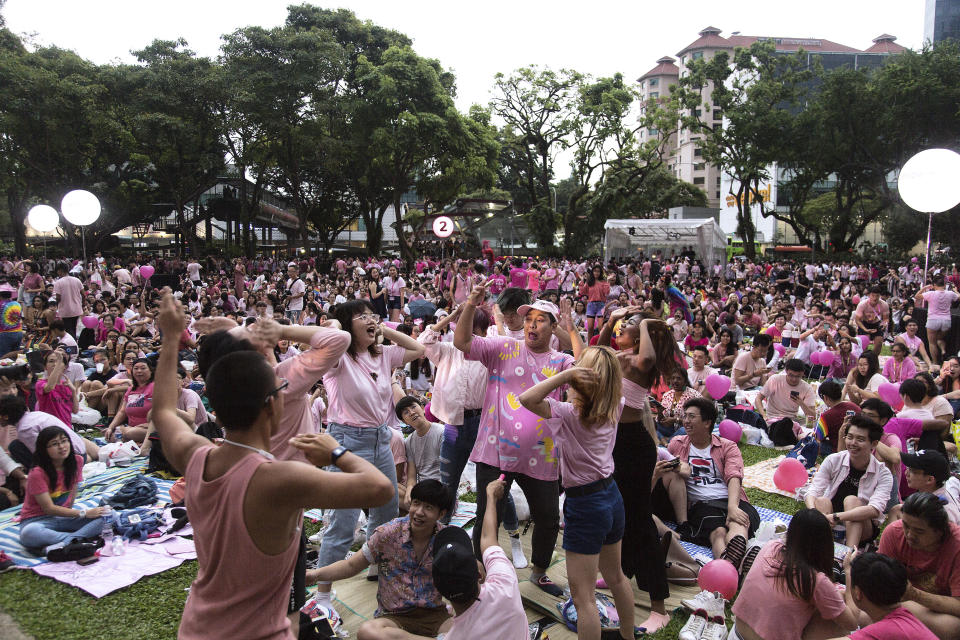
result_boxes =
[681,590,722,613]
[676,521,695,541]
[678,609,709,640]
[0,551,14,574]
[701,615,729,640]
[47,541,98,563]
[531,573,564,598]
[509,535,528,569]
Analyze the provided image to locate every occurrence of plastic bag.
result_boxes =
[98,440,141,467]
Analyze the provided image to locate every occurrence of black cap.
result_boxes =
[901,450,950,485]
[431,526,479,601]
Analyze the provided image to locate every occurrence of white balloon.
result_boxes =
[60,189,101,226]
[898,148,960,214]
[26,204,60,232]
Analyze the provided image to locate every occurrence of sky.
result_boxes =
[4,0,926,114]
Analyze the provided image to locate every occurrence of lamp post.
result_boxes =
[898,149,960,286]
[60,190,101,268]
[26,204,60,258]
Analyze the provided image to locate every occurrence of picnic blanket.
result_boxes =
[666,506,794,563]
[742,455,811,499]
[0,460,177,567]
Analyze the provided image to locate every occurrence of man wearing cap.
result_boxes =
[892,450,960,524]
[284,262,306,323]
[454,282,575,597]
[432,476,527,640]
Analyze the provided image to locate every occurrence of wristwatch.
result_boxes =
[330,446,349,465]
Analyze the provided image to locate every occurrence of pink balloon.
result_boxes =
[911,257,918,263]
[81,315,99,329]
[383,321,399,329]
[718,419,742,443]
[852,295,860,304]
[705,373,732,399]
[878,382,902,410]
[815,351,831,366]
[775,458,808,493]
[857,335,870,352]
[139,265,155,280]
[698,559,739,600]
[774,343,786,356]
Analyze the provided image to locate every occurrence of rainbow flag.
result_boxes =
[814,415,828,442]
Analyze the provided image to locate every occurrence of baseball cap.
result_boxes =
[287,262,298,269]
[516,299,559,322]
[431,526,479,601]
[901,450,950,485]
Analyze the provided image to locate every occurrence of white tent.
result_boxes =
[603,218,727,268]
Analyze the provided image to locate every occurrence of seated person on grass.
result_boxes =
[888,450,960,525]
[667,397,760,565]
[732,333,773,390]
[817,380,861,456]
[430,476,528,640]
[0,395,99,467]
[307,479,454,640]
[805,415,894,549]
[104,357,154,445]
[877,492,960,640]
[754,358,816,432]
[651,445,691,539]
[835,551,937,640]
[77,350,120,416]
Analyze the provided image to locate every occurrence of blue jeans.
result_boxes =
[656,422,686,440]
[0,331,23,357]
[439,413,518,530]
[316,423,399,578]
[20,515,105,553]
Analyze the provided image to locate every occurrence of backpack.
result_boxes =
[786,435,821,469]
[115,507,163,541]
[767,417,799,447]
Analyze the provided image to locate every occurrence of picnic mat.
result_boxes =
[0,459,177,568]
[742,455,811,499]
[665,506,794,563]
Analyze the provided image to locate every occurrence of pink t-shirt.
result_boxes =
[883,417,923,497]
[850,607,937,640]
[544,398,623,488]
[732,541,846,640]
[525,269,540,291]
[20,454,84,520]
[761,374,814,421]
[442,547,528,640]
[323,344,406,428]
[466,336,574,481]
[923,289,958,320]
[123,382,154,427]
[508,268,527,289]
[52,275,84,317]
[35,379,74,427]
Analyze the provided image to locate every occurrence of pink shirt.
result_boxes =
[508,268,527,288]
[35,379,74,427]
[273,328,350,461]
[923,289,958,320]
[850,607,937,640]
[179,447,299,640]
[442,547,528,640]
[732,541,845,640]
[545,398,623,488]
[760,374,814,421]
[20,454,84,520]
[466,336,574,481]
[123,382,154,427]
[882,356,917,384]
[52,275,84,317]
[418,328,487,425]
[323,344,406,428]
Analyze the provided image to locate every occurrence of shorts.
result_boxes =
[687,499,761,547]
[377,607,450,636]
[387,295,402,310]
[586,300,605,317]
[926,317,952,332]
[562,478,625,554]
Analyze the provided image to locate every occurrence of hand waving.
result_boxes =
[158,291,186,338]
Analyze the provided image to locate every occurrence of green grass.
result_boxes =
[0,447,802,640]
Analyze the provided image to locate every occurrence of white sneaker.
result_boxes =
[701,615,729,640]
[510,535,528,569]
[681,590,722,613]
[679,609,709,640]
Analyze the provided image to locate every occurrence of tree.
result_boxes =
[676,41,811,259]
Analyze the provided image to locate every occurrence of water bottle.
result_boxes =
[101,505,114,543]
[114,430,123,443]
[111,536,125,556]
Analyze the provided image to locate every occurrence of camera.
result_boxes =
[0,363,30,381]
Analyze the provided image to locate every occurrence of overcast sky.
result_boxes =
[5,0,925,113]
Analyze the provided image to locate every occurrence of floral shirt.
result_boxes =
[361,517,445,615]
[467,335,574,481]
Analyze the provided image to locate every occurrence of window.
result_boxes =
[694,148,703,157]
[694,177,705,185]
[649,78,659,87]
[713,110,723,120]
[694,108,702,118]
[649,91,659,99]
[715,190,721,199]
[694,163,706,171]
[648,128,659,136]
[693,51,704,60]
[715,176,722,186]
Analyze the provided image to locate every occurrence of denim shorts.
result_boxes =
[586,300,605,317]
[562,480,625,554]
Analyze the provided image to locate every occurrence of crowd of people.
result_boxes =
[0,248,957,640]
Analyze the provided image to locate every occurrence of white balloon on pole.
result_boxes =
[26,205,60,232]
[60,189,101,226]
[898,148,960,214]
[432,216,454,238]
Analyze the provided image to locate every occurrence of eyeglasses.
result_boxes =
[46,438,70,449]
[264,378,289,404]
[353,313,380,323]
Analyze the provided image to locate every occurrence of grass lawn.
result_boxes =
[0,445,803,640]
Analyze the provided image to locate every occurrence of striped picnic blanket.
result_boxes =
[666,505,794,562]
[0,460,175,567]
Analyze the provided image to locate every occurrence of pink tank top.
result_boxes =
[179,446,300,640]
[622,377,649,409]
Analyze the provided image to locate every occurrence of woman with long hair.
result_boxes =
[19,426,106,555]
[711,328,738,371]
[593,307,684,632]
[730,509,857,640]
[826,335,857,382]
[579,264,611,343]
[519,346,634,640]
[35,350,79,427]
[843,351,887,404]
[104,358,155,444]
[366,266,388,321]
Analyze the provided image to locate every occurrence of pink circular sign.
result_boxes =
[432,216,454,238]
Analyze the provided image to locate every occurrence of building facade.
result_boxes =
[926,0,960,43]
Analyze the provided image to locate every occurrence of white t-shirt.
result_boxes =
[286,277,306,311]
[187,262,201,281]
[686,444,729,503]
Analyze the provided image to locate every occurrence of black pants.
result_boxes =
[288,531,306,614]
[473,461,559,570]
[613,420,669,601]
[9,439,32,470]
[62,316,80,340]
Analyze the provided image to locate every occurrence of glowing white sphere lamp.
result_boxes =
[60,189,101,266]
[26,205,60,233]
[898,149,960,286]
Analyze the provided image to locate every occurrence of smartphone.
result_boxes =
[77,555,99,566]
[665,458,681,469]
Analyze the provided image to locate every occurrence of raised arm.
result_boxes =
[454,283,486,354]
[380,326,424,365]
[481,477,507,553]
[519,367,587,419]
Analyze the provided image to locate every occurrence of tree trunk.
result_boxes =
[7,191,27,257]
[735,183,757,260]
